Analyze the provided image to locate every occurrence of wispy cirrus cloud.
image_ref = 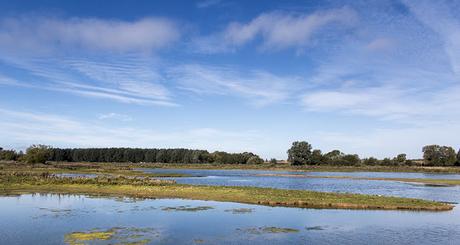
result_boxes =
[0,15,181,106]
[170,64,302,106]
[403,0,460,76]
[0,55,177,106]
[192,7,357,53]
[299,0,460,126]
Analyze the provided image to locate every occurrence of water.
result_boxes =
[3,169,460,244]
[141,168,460,203]
[1,194,459,245]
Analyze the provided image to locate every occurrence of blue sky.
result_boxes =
[0,0,459,159]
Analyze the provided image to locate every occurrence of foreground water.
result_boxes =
[141,168,460,203]
[1,194,459,245]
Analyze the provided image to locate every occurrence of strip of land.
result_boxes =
[4,161,460,174]
[139,163,460,174]
[255,173,460,186]
[0,162,192,178]
[0,173,453,211]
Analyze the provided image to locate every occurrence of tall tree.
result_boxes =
[287,141,312,165]
[422,145,457,166]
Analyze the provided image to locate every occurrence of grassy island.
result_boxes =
[0,172,453,212]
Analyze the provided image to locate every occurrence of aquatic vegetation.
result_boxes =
[224,208,253,214]
[161,205,214,212]
[305,226,325,231]
[64,227,159,245]
[64,230,114,244]
[237,226,299,234]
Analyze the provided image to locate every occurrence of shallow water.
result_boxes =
[1,194,459,245]
[141,168,460,203]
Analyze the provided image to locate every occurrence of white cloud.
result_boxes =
[192,7,357,53]
[0,15,180,106]
[311,123,460,159]
[196,0,222,8]
[0,16,180,54]
[171,64,302,106]
[0,74,23,86]
[98,113,133,122]
[0,108,266,155]
[302,84,460,125]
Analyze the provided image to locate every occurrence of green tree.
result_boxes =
[24,145,51,164]
[287,141,312,165]
[0,148,19,161]
[422,145,457,166]
[269,158,277,164]
[362,157,379,165]
[247,155,264,164]
[393,153,407,165]
[310,149,324,165]
[342,154,361,165]
[457,149,460,165]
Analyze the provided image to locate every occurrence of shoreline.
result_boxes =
[140,163,460,174]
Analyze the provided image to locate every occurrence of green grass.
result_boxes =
[0,181,452,211]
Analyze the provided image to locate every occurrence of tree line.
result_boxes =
[1,142,459,166]
[0,145,264,164]
[287,141,460,166]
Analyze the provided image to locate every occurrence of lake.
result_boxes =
[1,194,459,245]
[3,168,460,244]
[140,168,460,203]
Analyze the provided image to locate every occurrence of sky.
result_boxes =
[0,0,459,159]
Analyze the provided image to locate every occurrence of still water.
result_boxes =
[1,194,459,245]
[141,168,460,203]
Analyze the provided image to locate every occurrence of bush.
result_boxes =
[0,149,19,161]
[24,145,52,164]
